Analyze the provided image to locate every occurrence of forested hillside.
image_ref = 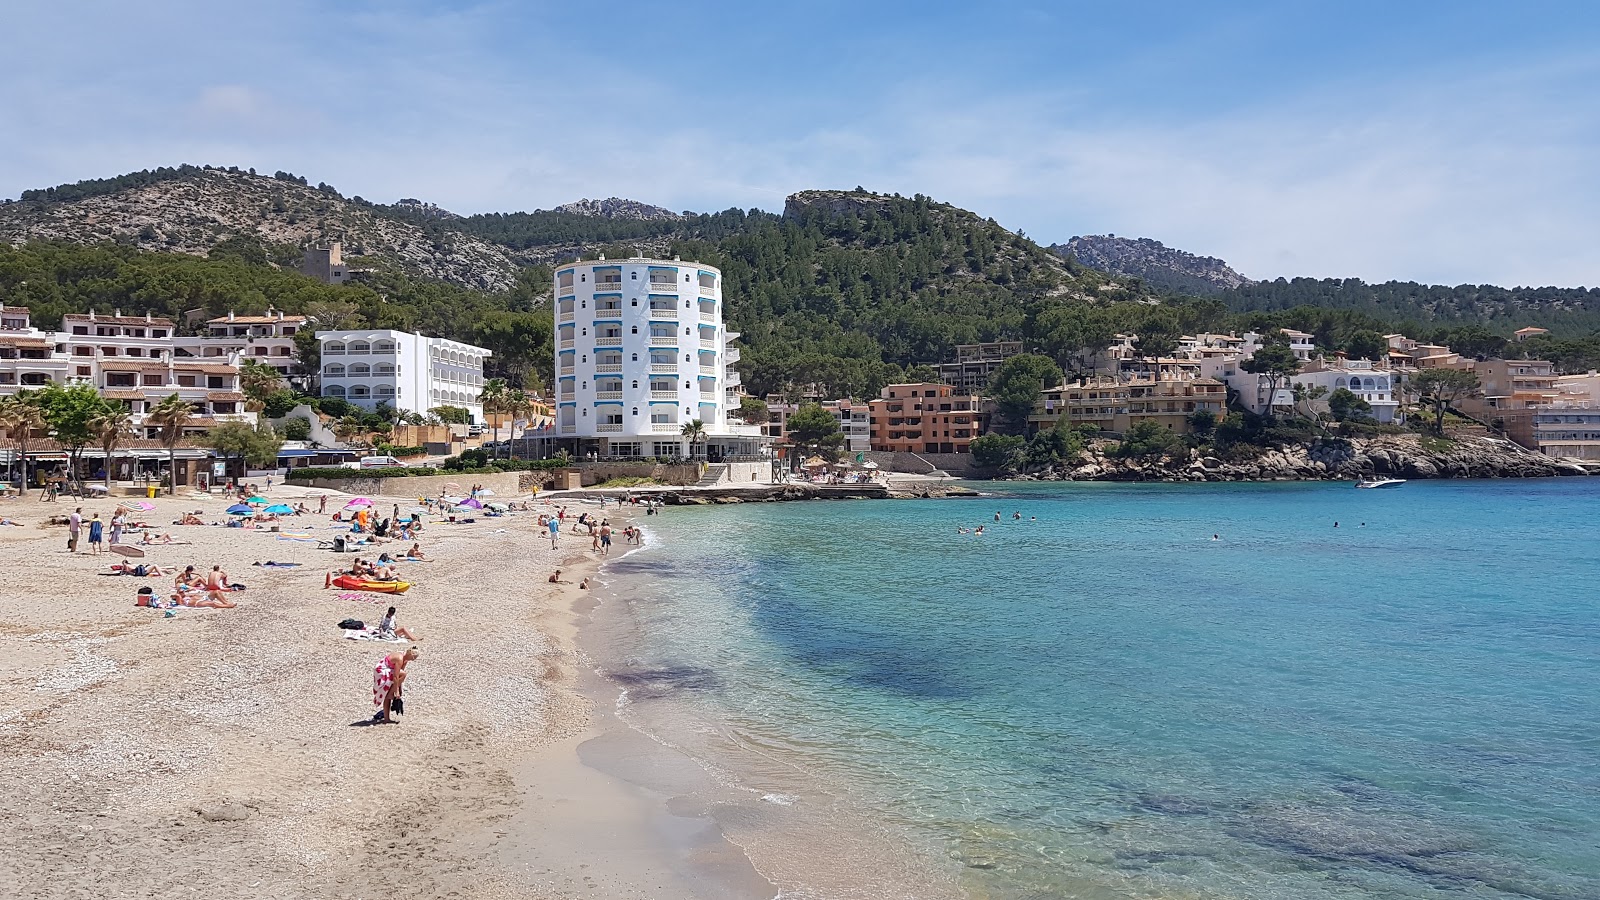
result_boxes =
[7,166,1600,399]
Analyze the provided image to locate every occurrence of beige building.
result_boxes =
[1031,376,1225,435]
[175,308,310,387]
[937,341,1023,393]
[1460,358,1559,447]
[1531,405,1600,460]
[868,383,983,453]
[300,243,351,285]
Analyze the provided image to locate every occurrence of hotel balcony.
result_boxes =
[652,423,680,433]
[597,423,623,433]
[559,339,575,349]
[724,370,740,386]
[559,424,576,434]
[699,365,717,376]
[699,285,715,297]
[650,390,677,400]
[559,391,575,401]
[595,281,623,292]
[699,339,717,350]
[699,311,716,322]
[559,310,575,323]
[595,363,623,374]
[650,309,677,319]
[596,336,623,347]
[650,336,677,346]
[595,391,623,401]
[560,365,575,375]
[651,363,678,374]
[648,281,677,293]
[724,348,740,364]
[558,285,575,298]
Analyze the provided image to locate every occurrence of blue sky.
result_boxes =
[4,0,1599,287]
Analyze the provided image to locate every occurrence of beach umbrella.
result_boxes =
[87,483,110,493]
[442,496,466,506]
[861,461,880,469]
[345,497,373,507]
[802,456,826,468]
[225,504,254,515]
[475,488,496,497]
[264,504,295,515]
[486,502,508,511]
[110,545,145,558]
[457,498,484,509]
[245,496,269,505]
[132,501,156,511]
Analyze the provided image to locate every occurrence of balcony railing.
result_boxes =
[560,366,575,375]
[650,390,677,400]
[699,365,716,376]
[558,284,575,297]
[559,311,575,322]
[652,423,680,433]
[595,281,623,292]
[559,339,575,349]
[650,336,677,346]
[595,391,623,401]
[699,285,715,297]
[597,423,623,433]
[595,363,623,373]
[595,336,623,347]
[648,282,677,292]
[650,309,677,319]
[559,424,576,434]
[699,311,716,322]
[651,364,678,374]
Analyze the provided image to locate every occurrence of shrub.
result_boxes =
[970,433,1026,468]
[281,417,312,442]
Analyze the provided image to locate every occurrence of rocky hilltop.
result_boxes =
[0,168,519,292]
[1025,434,1587,482]
[1053,234,1252,295]
[553,198,680,220]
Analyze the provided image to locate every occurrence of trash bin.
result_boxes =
[146,485,159,499]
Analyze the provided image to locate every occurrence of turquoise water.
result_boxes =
[604,480,1600,898]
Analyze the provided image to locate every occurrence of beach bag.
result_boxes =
[390,697,404,715]
[136,586,154,607]
[338,618,364,630]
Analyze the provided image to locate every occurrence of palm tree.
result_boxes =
[147,394,195,495]
[680,418,707,460]
[477,378,512,458]
[0,398,46,490]
[238,359,285,411]
[89,407,136,488]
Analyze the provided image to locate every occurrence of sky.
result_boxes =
[3,0,1599,287]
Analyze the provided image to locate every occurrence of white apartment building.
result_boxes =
[1290,360,1401,423]
[0,307,253,436]
[553,257,762,459]
[175,308,309,387]
[317,329,491,421]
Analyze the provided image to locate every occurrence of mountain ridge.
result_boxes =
[1053,234,1252,295]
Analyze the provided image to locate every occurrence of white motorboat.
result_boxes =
[1356,477,1407,489]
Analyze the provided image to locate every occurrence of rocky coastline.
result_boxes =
[1013,434,1591,483]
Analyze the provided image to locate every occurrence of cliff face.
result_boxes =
[1053,235,1251,295]
[1023,434,1588,482]
[552,198,680,220]
[0,169,520,292]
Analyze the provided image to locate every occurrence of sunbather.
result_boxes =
[378,606,419,641]
[405,543,428,560]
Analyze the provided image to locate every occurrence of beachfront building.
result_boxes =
[937,341,1023,393]
[1460,358,1560,447]
[867,383,983,453]
[1290,360,1402,424]
[175,308,310,388]
[1531,405,1600,460]
[552,257,763,460]
[317,329,492,421]
[762,396,872,453]
[1030,375,1226,435]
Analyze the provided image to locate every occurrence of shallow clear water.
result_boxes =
[603,480,1600,898]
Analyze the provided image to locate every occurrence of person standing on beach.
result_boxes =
[68,507,82,553]
[599,524,612,556]
[372,646,419,723]
[548,515,560,550]
[109,509,125,547]
[318,494,327,514]
[87,513,104,553]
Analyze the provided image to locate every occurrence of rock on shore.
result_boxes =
[1022,434,1589,483]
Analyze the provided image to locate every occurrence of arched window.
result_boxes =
[349,341,371,353]
[325,364,346,377]
[325,342,346,354]
[1335,377,1346,389]
[376,385,395,397]
[375,365,395,376]
[632,407,639,416]
[631,353,639,361]
[349,385,370,398]
[632,381,639,389]
[349,363,371,377]
[324,385,347,397]
[631,326,638,334]
[374,341,396,352]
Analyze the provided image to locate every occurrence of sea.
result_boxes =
[595,479,1600,899]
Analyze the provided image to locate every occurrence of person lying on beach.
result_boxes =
[140,532,177,545]
[352,558,398,581]
[174,513,205,526]
[371,646,419,723]
[176,589,237,609]
[0,518,21,526]
[378,606,419,642]
[405,543,428,561]
[112,562,177,577]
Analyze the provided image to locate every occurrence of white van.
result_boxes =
[358,455,407,469]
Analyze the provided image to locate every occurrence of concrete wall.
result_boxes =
[861,450,981,477]
[710,461,771,484]
[578,462,702,486]
[291,471,525,498]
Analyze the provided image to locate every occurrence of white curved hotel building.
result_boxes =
[553,257,761,459]
[317,329,492,421]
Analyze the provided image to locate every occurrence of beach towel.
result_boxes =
[345,628,408,644]
[338,592,384,603]
[253,561,302,568]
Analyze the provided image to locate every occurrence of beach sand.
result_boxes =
[0,485,749,899]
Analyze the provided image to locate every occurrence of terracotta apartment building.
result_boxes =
[867,382,984,453]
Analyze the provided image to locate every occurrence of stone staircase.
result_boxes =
[695,464,728,487]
